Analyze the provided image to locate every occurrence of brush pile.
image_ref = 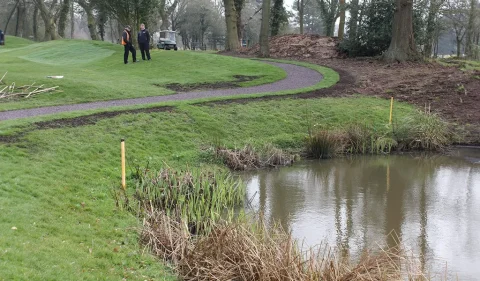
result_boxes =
[239,34,340,59]
[0,72,59,99]
[215,144,294,170]
[142,211,427,281]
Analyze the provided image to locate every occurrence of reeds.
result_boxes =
[142,211,428,281]
[305,111,453,158]
[133,167,246,234]
[215,144,294,171]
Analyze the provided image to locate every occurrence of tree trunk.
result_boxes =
[456,37,461,57]
[259,0,271,57]
[234,0,244,42]
[44,17,59,41]
[271,0,284,36]
[383,0,420,62]
[15,1,26,37]
[58,0,69,38]
[298,0,304,34]
[423,0,437,58]
[33,5,39,40]
[223,0,240,51]
[5,0,20,33]
[338,0,345,39]
[70,0,74,38]
[348,0,359,39]
[82,4,98,40]
[35,0,60,41]
[465,0,476,58]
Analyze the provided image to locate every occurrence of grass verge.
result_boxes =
[0,37,285,111]
[0,79,451,279]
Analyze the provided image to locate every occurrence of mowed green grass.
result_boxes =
[0,36,286,111]
[0,96,420,280]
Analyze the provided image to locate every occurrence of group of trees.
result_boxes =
[1,0,479,60]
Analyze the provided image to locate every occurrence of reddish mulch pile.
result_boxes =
[237,34,340,59]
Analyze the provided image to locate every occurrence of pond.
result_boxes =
[242,147,480,280]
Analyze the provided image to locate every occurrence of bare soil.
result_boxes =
[301,58,480,143]
[159,75,261,92]
[226,33,480,143]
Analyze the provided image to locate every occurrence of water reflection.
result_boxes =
[243,148,480,280]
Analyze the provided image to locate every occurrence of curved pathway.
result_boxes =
[0,62,323,121]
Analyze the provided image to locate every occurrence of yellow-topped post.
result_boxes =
[121,139,126,191]
[389,97,394,125]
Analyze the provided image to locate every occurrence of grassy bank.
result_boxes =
[0,36,285,111]
[0,96,442,279]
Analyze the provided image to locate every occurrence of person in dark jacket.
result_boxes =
[137,23,151,60]
[121,25,137,64]
[0,29,5,46]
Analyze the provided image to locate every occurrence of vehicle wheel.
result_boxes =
[174,46,178,51]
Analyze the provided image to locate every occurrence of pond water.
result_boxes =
[242,147,480,280]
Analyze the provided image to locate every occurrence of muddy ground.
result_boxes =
[231,34,479,143]
[302,58,480,143]
[225,49,480,143]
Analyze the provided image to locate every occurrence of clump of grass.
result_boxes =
[215,144,294,170]
[393,112,452,151]
[305,111,453,158]
[141,211,428,281]
[132,166,246,235]
[305,130,345,159]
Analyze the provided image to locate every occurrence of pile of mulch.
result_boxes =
[238,34,340,59]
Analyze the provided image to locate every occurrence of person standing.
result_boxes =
[0,29,5,46]
[137,23,151,60]
[121,25,137,64]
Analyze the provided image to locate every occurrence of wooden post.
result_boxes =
[121,139,126,191]
[389,97,394,125]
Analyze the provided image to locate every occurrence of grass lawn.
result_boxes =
[0,96,421,280]
[0,36,286,111]
[437,57,480,71]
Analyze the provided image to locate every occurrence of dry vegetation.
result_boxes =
[0,72,59,99]
[238,34,340,59]
[214,144,295,170]
[141,211,428,281]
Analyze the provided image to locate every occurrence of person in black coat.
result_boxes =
[121,25,137,64]
[0,29,5,46]
[137,23,151,61]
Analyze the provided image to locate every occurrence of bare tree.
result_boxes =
[296,0,310,34]
[464,0,478,57]
[443,0,469,57]
[259,0,271,56]
[338,0,345,39]
[33,0,64,40]
[316,0,340,36]
[223,0,240,50]
[424,0,446,58]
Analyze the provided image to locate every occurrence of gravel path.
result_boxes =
[0,62,322,121]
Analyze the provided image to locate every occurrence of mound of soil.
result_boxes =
[238,34,340,59]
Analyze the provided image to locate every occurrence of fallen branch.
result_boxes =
[0,73,59,100]
[26,86,59,98]
[0,72,7,84]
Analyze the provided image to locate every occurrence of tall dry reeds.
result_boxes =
[141,211,428,281]
[215,144,294,171]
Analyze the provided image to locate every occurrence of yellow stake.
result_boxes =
[389,97,394,125]
[121,139,126,191]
